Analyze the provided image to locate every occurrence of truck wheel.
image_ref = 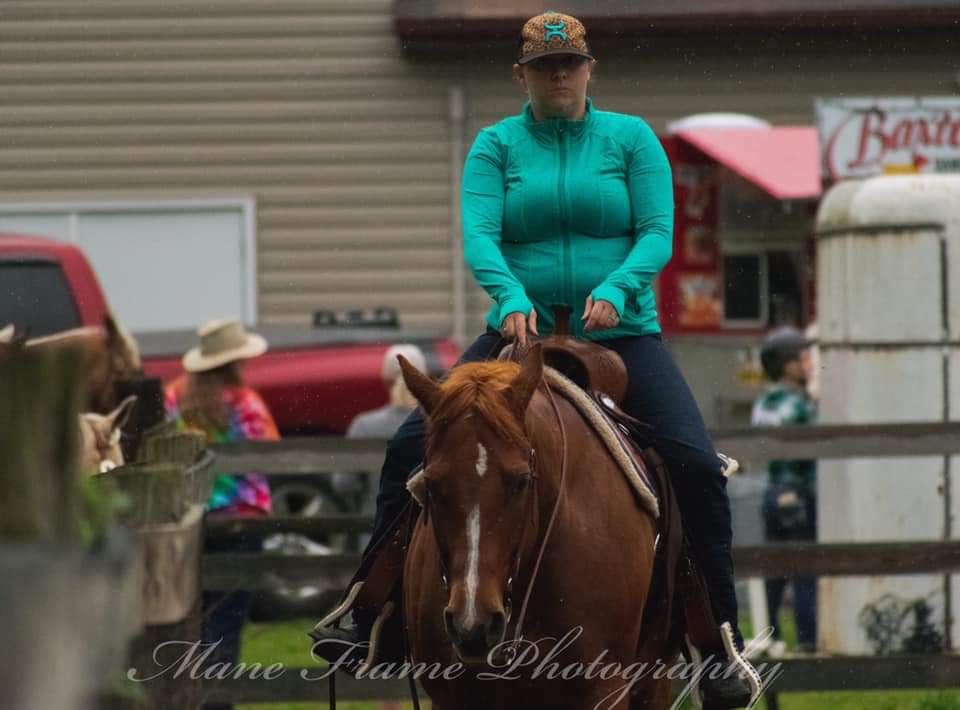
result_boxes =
[248,480,352,621]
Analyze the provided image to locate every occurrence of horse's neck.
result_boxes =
[524,387,630,556]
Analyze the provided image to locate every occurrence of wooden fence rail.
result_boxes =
[202,541,960,592]
[202,653,960,704]
[198,423,960,704]
[205,513,374,538]
[211,421,960,476]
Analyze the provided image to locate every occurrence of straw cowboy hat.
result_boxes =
[182,319,267,373]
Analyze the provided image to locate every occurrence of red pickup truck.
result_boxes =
[1,233,460,435]
[3,232,461,616]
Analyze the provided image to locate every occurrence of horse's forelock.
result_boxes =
[428,361,529,450]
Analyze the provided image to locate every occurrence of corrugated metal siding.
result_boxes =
[2,3,954,334]
[0,0,458,331]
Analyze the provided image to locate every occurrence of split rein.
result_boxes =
[506,377,568,663]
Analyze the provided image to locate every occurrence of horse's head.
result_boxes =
[400,344,543,663]
[78,395,137,476]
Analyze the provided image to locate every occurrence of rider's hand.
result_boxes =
[582,295,620,333]
[500,309,539,348]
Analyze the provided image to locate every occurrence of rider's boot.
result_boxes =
[676,453,760,709]
[688,621,762,709]
[676,526,761,709]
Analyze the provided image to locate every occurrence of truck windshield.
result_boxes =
[0,260,81,336]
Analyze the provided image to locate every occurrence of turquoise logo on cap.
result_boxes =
[544,20,568,42]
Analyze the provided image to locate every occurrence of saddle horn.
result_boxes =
[551,304,572,337]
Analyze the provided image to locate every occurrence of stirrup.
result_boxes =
[310,582,397,673]
[312,581,364,631]
[718,453,739,478]
[684,622,762,709]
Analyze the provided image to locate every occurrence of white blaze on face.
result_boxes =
[476,442,488,478]
[464,505,481,629]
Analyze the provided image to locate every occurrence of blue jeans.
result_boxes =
[201,531,258,710]
[365,329,738,630]
[764,486,818,646]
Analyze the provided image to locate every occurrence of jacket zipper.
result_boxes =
[557,123,572,331]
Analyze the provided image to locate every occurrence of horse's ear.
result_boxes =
[104,312,121,340]
[398,355,441,415]
[108,394,138,431]
[104,312,142,369]
[507,342,543,419]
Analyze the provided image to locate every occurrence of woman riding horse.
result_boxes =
[313,12,758,708]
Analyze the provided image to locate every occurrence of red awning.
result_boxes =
[674,127,822,200]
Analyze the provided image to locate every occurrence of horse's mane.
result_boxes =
[429,360,529,448]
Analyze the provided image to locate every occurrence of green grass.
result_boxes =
[238,617,424,710]
[737,614,960,710]
[241,617,319,670]
[237,615,960,710]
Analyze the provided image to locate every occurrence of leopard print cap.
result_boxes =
[518,12,593,64]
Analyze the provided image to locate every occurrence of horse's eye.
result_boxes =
[506,474,530,495]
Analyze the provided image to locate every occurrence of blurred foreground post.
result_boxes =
[0,346,141,709]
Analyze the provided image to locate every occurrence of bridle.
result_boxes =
[423,374,569,665]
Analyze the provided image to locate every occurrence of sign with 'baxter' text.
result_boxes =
[816,97,960,180]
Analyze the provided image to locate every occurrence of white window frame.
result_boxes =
[0,196,258,325]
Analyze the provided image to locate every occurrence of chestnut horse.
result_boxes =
[21,314,141,414]
[398,345,678,710]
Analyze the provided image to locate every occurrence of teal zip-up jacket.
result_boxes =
[462,98,674,339]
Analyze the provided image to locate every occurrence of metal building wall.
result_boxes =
[1,2,955,334]
[0,0,458,331]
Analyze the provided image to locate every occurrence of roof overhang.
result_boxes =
[674,127,822,200]
[396,0,960,46]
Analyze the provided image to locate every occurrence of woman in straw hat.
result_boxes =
[165,318,278,710]
[313,12,758,707]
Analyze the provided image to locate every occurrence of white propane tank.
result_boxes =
[815,175,960,654]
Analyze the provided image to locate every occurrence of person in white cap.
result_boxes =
[346,344,428,439]
[164,318,278,710]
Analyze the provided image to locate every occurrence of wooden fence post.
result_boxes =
[109,430,213,710]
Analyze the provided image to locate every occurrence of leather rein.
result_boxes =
[424,368,569,665]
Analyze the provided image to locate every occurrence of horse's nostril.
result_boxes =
[487,611,506,647]
[443,609,456,638]
[444,606,509,659]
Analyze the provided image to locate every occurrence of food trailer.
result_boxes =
[653,114,822,425]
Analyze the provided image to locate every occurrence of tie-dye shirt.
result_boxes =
[164,377,277,515]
